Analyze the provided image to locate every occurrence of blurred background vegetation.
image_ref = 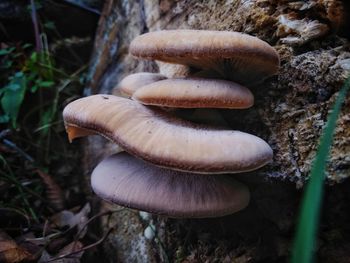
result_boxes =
[0,1,107,261]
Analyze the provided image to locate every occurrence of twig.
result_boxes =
[30,0,42,52]
[26,232,61,243]
[61,0,101,15]
[74,209,124,241]
[0,22,10,40]
[45,228,114,262]
[42,219,49,239]
[34,120,63,133]
[40,33,54,79]
[35,209,123,246]
[2,139,35,163]
[0,129,11,140]
[36,62,70,77]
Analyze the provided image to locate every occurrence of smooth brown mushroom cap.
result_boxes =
[132,78,254,109]
[116,72,166,97]
[63,95,273,174]
[130,30,280,84]
[91,153,250,218]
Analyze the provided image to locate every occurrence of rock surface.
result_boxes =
[82,0,350,262]
[87,0,350,184]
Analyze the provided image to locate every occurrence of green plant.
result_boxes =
[0,72,27,127]
[0,0,90,227]
[0,2,100,261]
[0,45,55,128]
[291,76,350,263]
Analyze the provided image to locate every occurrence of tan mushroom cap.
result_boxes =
[91,153,250,218]
[132,78,254,109]
[63,95,273,174]
[130,30,280,84]
[116,72,166,97]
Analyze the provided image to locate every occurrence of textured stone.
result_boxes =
[86,0,349,184]
[83,0,350,261]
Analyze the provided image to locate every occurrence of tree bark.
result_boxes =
[83,1,350,262]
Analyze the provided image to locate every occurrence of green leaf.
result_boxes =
[38,80,54,88]
[27,72,37,82]
[44,21,56,30]
[0,49,9,56]
[7,83,21,91]
[14,72,24,78]
[13,52,23,58]
[0,154,6,165]
[0,47,15,56]
[31,85,38,93]
[0,114,9,123]
[1,60,13,69]
[291,76,350,263]
[22,43,32,49]
[0,72,27,128]
[30,52,38,63]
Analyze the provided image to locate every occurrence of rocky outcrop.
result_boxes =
[83,1,350,262]
[86,0,349,184]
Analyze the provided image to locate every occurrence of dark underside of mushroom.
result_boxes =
[91,153,250,218]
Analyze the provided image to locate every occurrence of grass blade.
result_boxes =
[291,76,350,263]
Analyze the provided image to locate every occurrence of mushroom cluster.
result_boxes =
[63,30,279,218]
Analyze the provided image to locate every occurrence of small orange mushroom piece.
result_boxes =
[91,153,250,218]
[130,30,280,85]
[132,78,254,109]
[63,95,272,174]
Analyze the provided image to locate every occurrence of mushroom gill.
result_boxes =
[91,153,250,218]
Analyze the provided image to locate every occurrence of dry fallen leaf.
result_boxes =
[37,169,65,211]
[38,241,84,263]
[0,230,34,263]
[50,203,91,238]
[15,232,41,260]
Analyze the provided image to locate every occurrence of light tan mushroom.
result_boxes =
[156,61,191,78]
[63,95,272,174]
[91,152,250,218]
[114,72,166,97]
[132,78,254,109]
[130,30,280,84]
